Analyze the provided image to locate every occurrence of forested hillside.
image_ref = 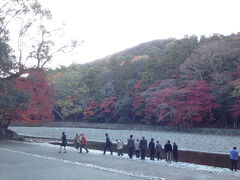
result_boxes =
[47,33,240,128]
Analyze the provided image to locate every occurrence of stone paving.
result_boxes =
[0,140,239,180]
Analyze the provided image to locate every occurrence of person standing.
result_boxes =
[80,134,89,153]
[139,137,147,160]
[127,135,135,158]
[103,133,113,155]
[116,138,124,156]
[173,142,178,162]
[164,140,172,163]
[59,131,67,153]
[155,141,162,160]
[230,147,238,171]
[74,134,80,149]
[135,139,140,158]
[148,138,155,160]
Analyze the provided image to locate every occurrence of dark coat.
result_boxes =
[61,134,67,146]
[148,141,155,151]
[173,144,178,153]
[139,139,147,150]
[106,137,111,146]
[155,143,162,152]
[164,143,172,152]
[127,138,135,148]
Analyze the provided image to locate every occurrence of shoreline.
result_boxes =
[11,121,240,136]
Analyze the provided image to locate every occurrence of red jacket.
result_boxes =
[81,135,87,144]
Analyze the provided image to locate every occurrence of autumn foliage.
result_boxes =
[131,80,145,118]
[142,81,220,126]
[100,96,117,113]
[9,69,55,125]
[48,33,240,128]
[83,100,99,119]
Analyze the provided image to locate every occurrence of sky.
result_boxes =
[37,0,240,67]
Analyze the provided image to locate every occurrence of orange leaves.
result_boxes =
[100,96,117,113]
[83,100,99,119]
[10,69,56,125]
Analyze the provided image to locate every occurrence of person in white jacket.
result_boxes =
[135,139,140,158]
[74,134,80,149]
[116,138,124,156]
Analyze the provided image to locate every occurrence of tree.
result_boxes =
[130,80,145,121]
[159,35,198,79]
[180,39,240,81]
[0,0,77,132]
[83,100,100,122]
[48,64,102,121]
[99,96,117,122]
[143,80,220,126]
[12,69,55,125]
[115,96,133,123]
[180,39,240,128]
[1,0,79,69]
[230,72,240,128]
[230,99,240,128]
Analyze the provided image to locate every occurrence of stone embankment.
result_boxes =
[0,128,24,141]
[11,121,240,136]
[24,136,240,170]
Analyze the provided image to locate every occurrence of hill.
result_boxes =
[47,33,240,128]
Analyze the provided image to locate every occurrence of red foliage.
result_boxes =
[147,80,163,89]
[100,96,117,114]
[128,80,142,95]
[129,80,145,117]
[144,81,220,126]
[132,93,145,117]
[83,100,99,119]
[133,80,142,91]
[11,69,56,125]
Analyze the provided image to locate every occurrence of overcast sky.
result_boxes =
[38,0,240,67]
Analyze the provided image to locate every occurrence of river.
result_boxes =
[9,126,240,154]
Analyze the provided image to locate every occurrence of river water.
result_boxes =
[9,126,240,154]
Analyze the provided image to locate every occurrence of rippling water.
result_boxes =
[9,126,239,154]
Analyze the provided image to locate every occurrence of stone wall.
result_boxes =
[0,128,24,140]
[43,137,239,170]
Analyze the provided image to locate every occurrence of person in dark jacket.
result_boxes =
[155,141,162,160]
[103,133,113,155]
[148,138,155,160]
[164,140,172,163]
[173,142,178,162]
[230,147,238,171]
[139,137,147,160]
[59,131,67,153]
[127,135,135,158]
